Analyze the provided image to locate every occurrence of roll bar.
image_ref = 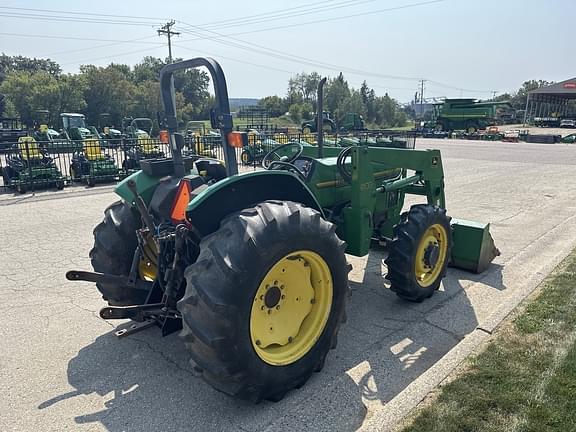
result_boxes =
[159,57,238,178]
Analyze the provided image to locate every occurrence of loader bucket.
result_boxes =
[450,219,500,273]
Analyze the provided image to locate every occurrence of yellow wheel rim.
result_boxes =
[250,250,333,366]
[241,152,250,164]
[138,233,158,281]
[414,223,448,288]
[302,127,312,134]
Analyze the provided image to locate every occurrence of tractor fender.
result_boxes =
[186,170,324,236]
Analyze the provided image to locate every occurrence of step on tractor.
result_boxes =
[70,138,120,186]
[122,117,165,173]
[2,136,65,193]
[68,58,499,403]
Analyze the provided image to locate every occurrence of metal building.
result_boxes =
[524,78,576,125]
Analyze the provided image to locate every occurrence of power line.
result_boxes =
[176,26,420,82]
[199,0,379,31]
[0,12,159,27]
[0,32,162,45]
[173,43,294,75]
[59,46,164,66]
[0,6,167,22]
[178,0,445,40]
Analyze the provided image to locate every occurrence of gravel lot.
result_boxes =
[2,138,576,431]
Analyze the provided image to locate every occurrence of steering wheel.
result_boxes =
[262,142,306,180]
[336,146,353,184]
[262,142,304,169]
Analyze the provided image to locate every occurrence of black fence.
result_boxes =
[0,130,416,193]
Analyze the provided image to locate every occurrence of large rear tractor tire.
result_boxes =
[89,200,151,306]
[385,204,451,302]
[178,201,349,402]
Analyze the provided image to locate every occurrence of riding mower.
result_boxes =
[122,117,165,173]
[99,113,123,148]
[69,138,120,186]
[69,58,499,403]
[2,136,65,193]
[184,121,219,158]
[239,129,268,165]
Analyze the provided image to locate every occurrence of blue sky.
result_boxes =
[1,0,574,101]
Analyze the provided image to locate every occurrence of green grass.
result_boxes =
[402,250,576,432]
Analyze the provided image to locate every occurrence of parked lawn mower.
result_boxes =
[99,113,122,148]
[122,117,165,173]
[184,121,219,158]
[32,110,73,152]
[239,129,267,164]
[69,58,499,404]
[70,138,120,186]
[2,136,64,193]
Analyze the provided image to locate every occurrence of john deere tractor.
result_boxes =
[69,58,499,403]
[302,111,365,134]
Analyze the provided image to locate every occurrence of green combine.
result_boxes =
[68,58,499,403]
[430,99,512,133]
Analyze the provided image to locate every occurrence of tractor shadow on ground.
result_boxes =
[39,253,505,432]
[340,249,505,407]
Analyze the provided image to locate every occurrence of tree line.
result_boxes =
[0,54,211,130]
[0,54,558,132]
[259,71,408,128]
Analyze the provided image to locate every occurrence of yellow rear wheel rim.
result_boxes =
[414,223,448,288]
[250,250,333,366]
[138,233,158,281]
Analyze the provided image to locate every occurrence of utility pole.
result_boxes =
[419,79,426,119]
[157,20,180,63]
[492,90,497,99]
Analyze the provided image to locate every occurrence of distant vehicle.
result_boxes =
[560,119,576,128]
[428,99,513,133]
[0,117,27,148]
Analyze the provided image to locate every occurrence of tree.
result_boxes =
[79,65,135,126]
[325,73,351,122]
[258,95,288,117]
[0,54,61,84]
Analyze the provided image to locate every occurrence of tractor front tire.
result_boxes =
[178,201,349,402]
[385,204,451,302]
[90,200,149,306]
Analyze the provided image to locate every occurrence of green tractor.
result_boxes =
[2,136,65,193]
[302,111,365,134]
[68,58,499,403]
[301,111,337,134]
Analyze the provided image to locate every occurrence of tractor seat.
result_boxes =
[18,137,43,160]
[84,139,105,160]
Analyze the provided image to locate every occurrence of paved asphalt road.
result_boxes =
[2,139,576,432]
